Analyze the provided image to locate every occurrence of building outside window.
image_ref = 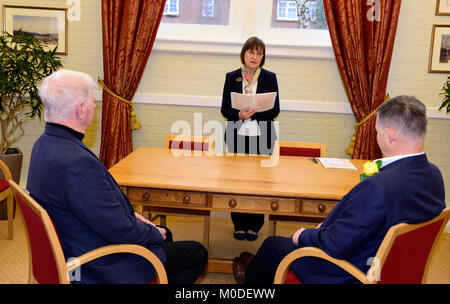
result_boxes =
[162,0,229,25]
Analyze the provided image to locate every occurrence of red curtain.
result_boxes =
[100,0,166,168]
[323,0,402,160]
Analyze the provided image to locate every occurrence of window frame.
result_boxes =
[163,0,180,16]
[276,0,298,21]
[155,0,333,60]
[202,0,214,18]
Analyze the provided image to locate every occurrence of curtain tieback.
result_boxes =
[345,94,390,156]
[98,78,142,131]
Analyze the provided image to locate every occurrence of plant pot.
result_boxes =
[0,148,23,220]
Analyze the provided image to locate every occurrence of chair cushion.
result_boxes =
[0,180,9,192]
[280,147,321,157]
[284,270,302,284]
[169,140,209,151]
[149,277,158,284]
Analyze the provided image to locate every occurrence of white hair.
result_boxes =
[38,69,97,122]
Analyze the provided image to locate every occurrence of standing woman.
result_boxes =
[220,36,280,241]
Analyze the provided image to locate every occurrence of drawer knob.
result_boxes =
[183,195,191,204]
[142,192,150,201]
[318,203,326,213]
[228,199,237,208]
[270,201,279,211]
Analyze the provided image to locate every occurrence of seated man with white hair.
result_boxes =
[27,69,208,284]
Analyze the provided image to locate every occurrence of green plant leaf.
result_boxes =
[0,30,63,153]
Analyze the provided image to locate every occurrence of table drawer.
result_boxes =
[128,188,207,207]
[300,199,339,216]
[212,195,296,213]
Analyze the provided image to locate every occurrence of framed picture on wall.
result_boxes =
[429,24,450,73]
[436,0,450,15]
[2,5,68,55]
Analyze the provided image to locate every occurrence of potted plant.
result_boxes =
[0,30,63,219]
[439,76,450,113]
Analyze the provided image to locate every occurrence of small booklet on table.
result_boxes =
[316,158,357,170]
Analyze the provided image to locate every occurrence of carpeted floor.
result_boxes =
[0,210,449,284]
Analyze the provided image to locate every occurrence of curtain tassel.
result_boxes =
[98,78,142,131]
[345,94,390,157]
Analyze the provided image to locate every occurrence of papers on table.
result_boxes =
[316,158,357,170]
[231,92,277,113]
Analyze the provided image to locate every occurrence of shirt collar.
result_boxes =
[47,122,85,141]
[374,152,425,168]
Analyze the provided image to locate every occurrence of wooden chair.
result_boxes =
[141,134,215,249]
[269,140,327,235]
[274,207,450,284]
[0,159,14,240]
[9,180,168,284]
[164,134,215,155]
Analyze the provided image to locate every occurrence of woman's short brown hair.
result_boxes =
[240,36,266,67]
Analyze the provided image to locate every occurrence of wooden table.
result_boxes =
[109,147,366,272]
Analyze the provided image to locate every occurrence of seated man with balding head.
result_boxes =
[27,69,207,284]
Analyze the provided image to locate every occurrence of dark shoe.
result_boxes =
[234,231,246,240]
[245,231,258,241]
[232,252,254,284]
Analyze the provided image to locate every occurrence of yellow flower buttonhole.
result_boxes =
[360,160,382,181]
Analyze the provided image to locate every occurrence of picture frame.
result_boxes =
[429,24,450,73]
[436,0,450,16]
[2,5,68,55]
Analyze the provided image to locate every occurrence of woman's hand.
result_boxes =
[239,106,256,120]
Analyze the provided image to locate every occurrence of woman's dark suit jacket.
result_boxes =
[220,68,280,152]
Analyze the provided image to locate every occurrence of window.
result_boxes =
[164,0,179,16]
[162,0,228,25]
[277,1,298,21]
[155,0,332,59]
[306,1,317,23]
[202,0,214,18]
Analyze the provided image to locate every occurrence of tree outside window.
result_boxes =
[272,0,328,29]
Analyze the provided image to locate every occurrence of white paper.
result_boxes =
[231,92,277,113]
[316,158,357,170]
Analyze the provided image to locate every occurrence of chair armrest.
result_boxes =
[0,160,12,181]
[66,244,168,284]
[274,247,374,284]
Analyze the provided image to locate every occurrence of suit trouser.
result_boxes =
[227,134,273,233]
[245,236,296,284]
[159,226,208,284]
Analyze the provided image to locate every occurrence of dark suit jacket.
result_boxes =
[221,68,280,149]
[27,123,166,284]
[293,154,446,284]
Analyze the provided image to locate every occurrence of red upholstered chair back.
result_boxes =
[169,140,210,151]
[0,159,14,240]
[164,135,215,153]
[277,141,326,158]
[277,208,450,284]
[372,209,450,284]
[9,180,68,284]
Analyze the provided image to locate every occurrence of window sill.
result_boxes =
[153,38,334,59]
